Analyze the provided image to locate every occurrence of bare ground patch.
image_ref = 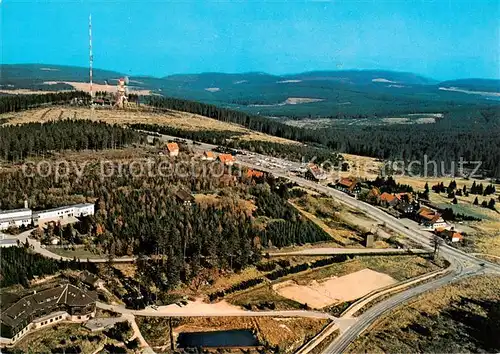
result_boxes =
[273,269,396,309]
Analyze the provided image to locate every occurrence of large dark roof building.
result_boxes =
[0,284,96,344]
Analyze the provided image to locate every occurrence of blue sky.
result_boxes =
[1,0,499,79]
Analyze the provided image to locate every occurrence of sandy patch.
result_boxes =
[415,117,436,124]
[285,97,324,104]
[439,87,500,97]
[407,113,443,118]
[153,298,247,316]
[274,268,396,309]
[249,97,324,107]
[372,78,397,83]
[382,117,411,124]
[277,80,302,83]
[43,81,151,95]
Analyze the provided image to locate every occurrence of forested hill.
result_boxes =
[438,79,500,92]
[2,64,498,118]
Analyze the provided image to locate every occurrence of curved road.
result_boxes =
[3,229,136,263]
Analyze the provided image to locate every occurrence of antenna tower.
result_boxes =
[89,14,93,100]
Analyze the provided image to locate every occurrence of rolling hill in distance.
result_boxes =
[1,63,499,119]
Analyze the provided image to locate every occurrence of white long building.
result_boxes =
[0,208,33,230]
[33,203,95,224]
[0,203,94,230]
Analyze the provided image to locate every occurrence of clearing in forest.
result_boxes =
[273,268,396,309]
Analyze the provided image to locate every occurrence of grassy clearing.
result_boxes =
[227,283,304,310]
[227,255,441,310]
[2,106,298,146]
[426,188,500,258]
[194,255,325,296]
[13,323,113,353]
[392,176,500,257]
[290,194,362,246]
[290,193,397,248]
[348,275,500,353]
[46,246,106,260]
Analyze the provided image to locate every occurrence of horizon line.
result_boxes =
[1,62,500,82]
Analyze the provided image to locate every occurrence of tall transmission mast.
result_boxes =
[89,14,93,100]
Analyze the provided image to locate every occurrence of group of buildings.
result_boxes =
[378,191,417,215]
[376,190,464,242]
[161,141,237,165]
[0,203,95,231]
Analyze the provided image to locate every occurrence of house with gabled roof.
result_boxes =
[417,207,448,230]
[166,142,179,157]
[334,177,361,196]
[175,189,195,206]
[436,228,463,243]
[246,169,264,179]
[379,192,398,207]
[305,164,327,181]
[218,154,236,166]
[202,151,215,161]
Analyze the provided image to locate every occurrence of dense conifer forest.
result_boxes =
[0,120,142,161]
[0,247,97,288]
[0,91,88,113]
[0,158,329,290]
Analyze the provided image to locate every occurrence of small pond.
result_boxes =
[177,329,260,348]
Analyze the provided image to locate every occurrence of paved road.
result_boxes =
[96,301,337,320]
[4,229,136,263]
[268,247,429,257]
